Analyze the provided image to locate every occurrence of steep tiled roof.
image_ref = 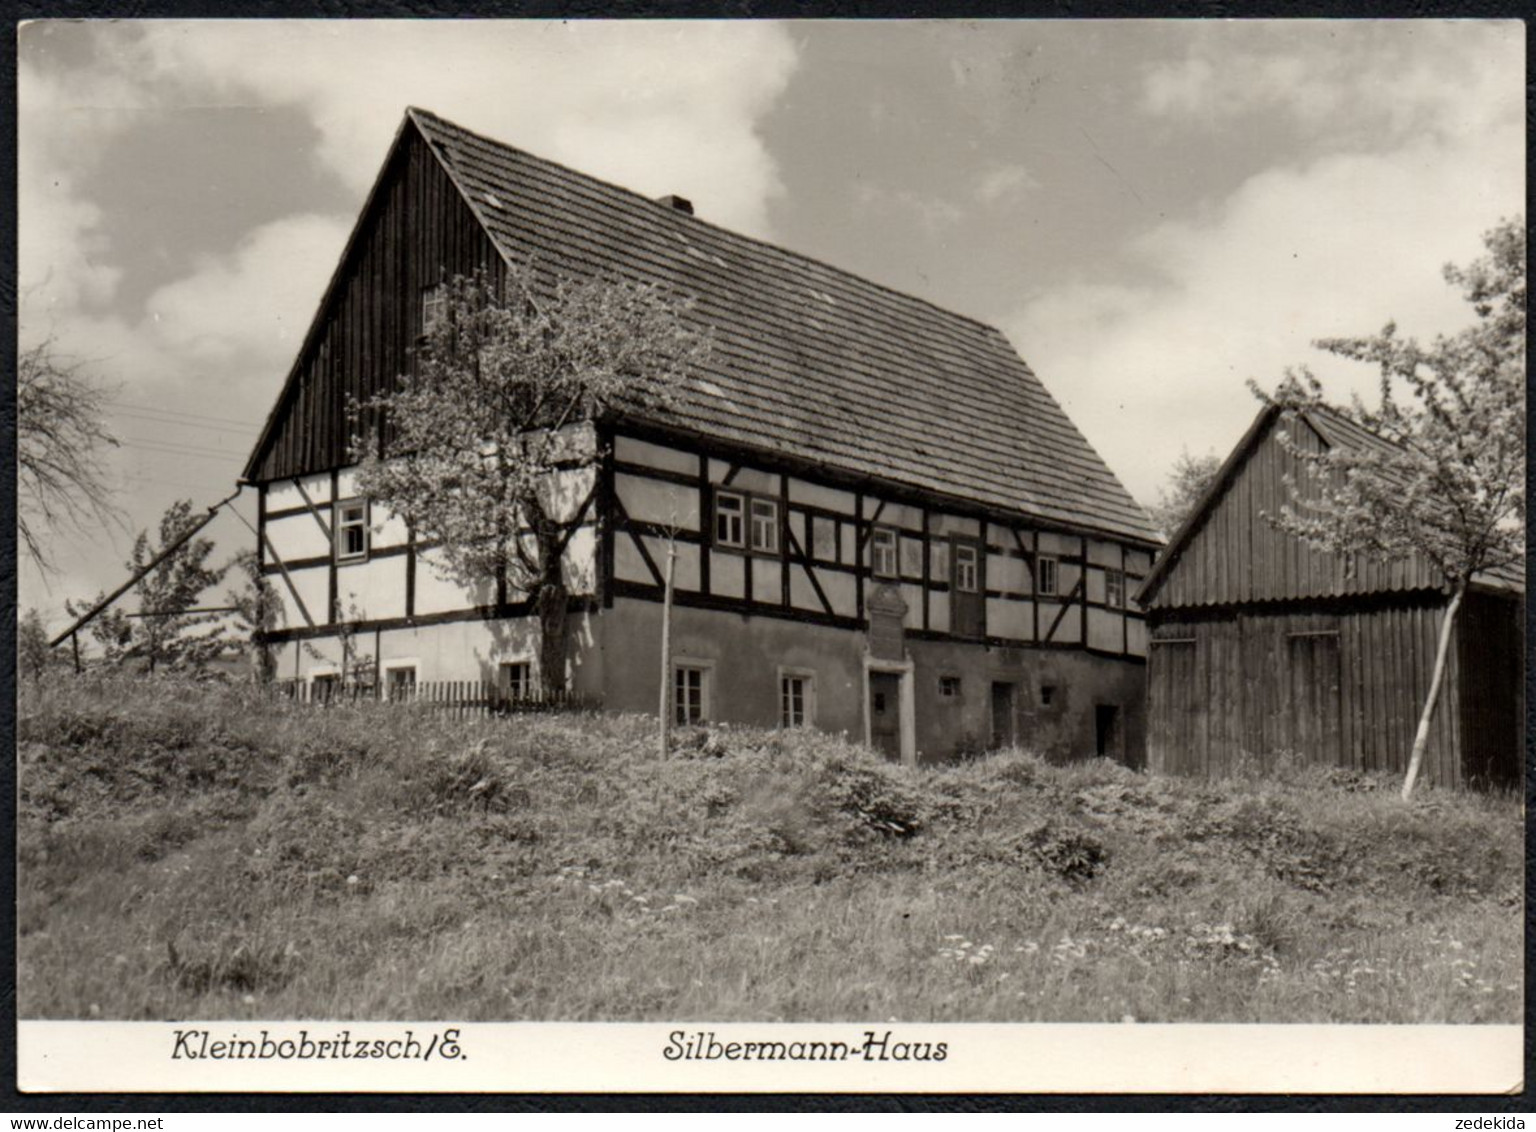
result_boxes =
[408,108,1158,545]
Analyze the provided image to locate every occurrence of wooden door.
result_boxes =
[1148,637,1197,775]
[869,671,902,761]
[990,682,1015,749]
[951,538,983,639]
[1287,628,1342,765]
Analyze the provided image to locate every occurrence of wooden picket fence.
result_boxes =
[274,678,596,719]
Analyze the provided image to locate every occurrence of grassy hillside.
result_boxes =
[17,675,1522,1022]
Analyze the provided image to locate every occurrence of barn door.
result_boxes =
[1286,627,1342,765]
[1148,636,1198,775]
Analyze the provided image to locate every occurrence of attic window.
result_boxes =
[422,283,447,333]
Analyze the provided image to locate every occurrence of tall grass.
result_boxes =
[17,673,1523,1022]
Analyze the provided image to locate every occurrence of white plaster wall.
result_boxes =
[265,512,331,562]
[617,473,700,530]
[616,434,695,476]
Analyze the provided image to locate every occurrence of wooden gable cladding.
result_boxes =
[1141,408,1443,610]
[248,125,504,483]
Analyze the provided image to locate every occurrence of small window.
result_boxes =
[1105,568,1125,609]
[750,497,780,554]
[939,675,962,698]
[385,664,417,702]
[675,665,708,725]
[422,283,447,333]
[311,672,341,704]
[1041,685,1055,706]
[335,499,369,562]
[780,673,813,728]
[871,527,899,579]
[715,491,745,548]
[954,544,979,592]
[500,661,532,700]
[1037,555,1058,597]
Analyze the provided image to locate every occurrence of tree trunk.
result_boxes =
[658,541,676,759]
[1401,580,1467,802]
[537,579,569,696]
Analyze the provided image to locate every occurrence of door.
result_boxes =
[951,538,984,639]
[990,682,1015,749]
[1287,628,1342,765]
[1095,704,1120,760]
[869,671,902,761]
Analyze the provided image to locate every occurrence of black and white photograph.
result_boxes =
[14,18,1525,1093]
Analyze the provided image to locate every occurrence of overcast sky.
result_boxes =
[18,19,1524,630]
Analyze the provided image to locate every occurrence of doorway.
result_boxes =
[990,682,1016,749]
[1095,704,1120,760]
[869,670,903,762]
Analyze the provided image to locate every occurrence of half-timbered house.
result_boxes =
[1136,404,1523,788]
[243,108,1161,765]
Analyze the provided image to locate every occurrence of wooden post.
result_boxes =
[658,539,677,760]
[1401,581,1465,802]
[71,632,81,674]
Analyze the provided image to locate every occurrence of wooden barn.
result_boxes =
[242,107,1162,766]
[1135,404,1523,788]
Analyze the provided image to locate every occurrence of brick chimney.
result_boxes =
[657,194,694,216]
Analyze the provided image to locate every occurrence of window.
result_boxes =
[714,491,745,548]
[779,670,815,728]
[1105,568,1125,609]
[500,661,532,700]
[1040,685,1056,706]
[871,527,899,579]
[954,544,979,592]
[715,490,779,554]
[335,499,369,562]
[385,663,417,702]
[749,498,780,554]
[422,283,447,333]
[939,675,962,698]
[1037,555,1058,597]
[674,665,708,725]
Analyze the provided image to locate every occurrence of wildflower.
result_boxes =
[346,875,360,886]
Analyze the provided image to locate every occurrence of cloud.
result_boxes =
[1006,119,1523,507]
[975,163,1040,204]
[17,21,801,612]
[1140,21,1521,145]
[146,214,349,373]
[131,21,799,237]
[855,183,964,234]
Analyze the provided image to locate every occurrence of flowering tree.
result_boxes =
[1255,219,1525,800]
[352,265,709,693]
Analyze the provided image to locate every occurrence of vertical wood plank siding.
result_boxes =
[1156,416,1442,608]
[255,131,502,483]
[1146,602,1504,787]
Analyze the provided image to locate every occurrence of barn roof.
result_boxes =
[368,108,1157,544]
[1136,403,1523,607]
